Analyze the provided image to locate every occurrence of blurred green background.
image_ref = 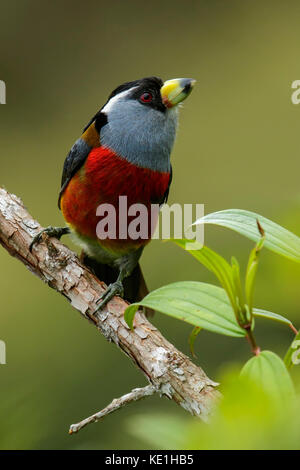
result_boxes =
[1,0,300,449]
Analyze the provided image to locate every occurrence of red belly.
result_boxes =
[61,146,170,249]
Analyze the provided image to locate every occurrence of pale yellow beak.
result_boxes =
[160,78,196,108]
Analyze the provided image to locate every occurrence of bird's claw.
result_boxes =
[29,226,70,252]
[29,232,44,252]
[95,280,124,312]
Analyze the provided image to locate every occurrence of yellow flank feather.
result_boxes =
[82,122,100,148]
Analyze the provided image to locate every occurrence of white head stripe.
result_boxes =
[102,87,138,114]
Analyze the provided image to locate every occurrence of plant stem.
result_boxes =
[245,327,260,356]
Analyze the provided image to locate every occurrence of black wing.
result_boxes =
[160,164,173,206]
[58,112,107,209]
[58,138,91,209]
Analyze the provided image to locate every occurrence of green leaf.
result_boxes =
[173,240,238,314]
[189,326,201,357]
[124,281,245,337]
[231,256,244,311]
[194,209,300,263]
[253,308,297,332]
[241,351,295,405]
[127,414,188,450]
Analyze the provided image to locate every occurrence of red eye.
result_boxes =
[140,92,153,103]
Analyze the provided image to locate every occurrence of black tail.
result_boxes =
[81,253,149,304]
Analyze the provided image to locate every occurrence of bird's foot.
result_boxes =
[95,280,124,312]
[29,226,70,252]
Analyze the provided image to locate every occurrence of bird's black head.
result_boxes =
[107,76,166,112]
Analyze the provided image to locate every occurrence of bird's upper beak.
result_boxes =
[160,78,196,108]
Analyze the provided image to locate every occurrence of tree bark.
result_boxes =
[0,187,220,426]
